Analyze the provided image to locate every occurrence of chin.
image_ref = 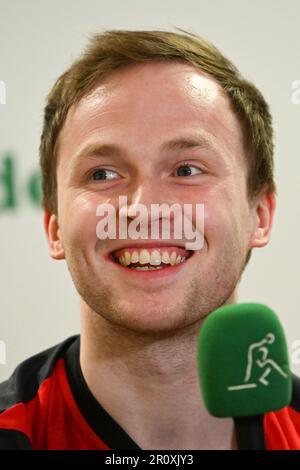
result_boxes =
[106,304,198,335]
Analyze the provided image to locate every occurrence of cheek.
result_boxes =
[59,194,100,252]
[199,191,248,248]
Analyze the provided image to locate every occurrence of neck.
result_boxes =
[79,292,238,450]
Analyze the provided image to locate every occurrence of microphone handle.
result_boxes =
[234,415,266,450]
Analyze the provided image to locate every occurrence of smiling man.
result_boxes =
[1,28,298,450]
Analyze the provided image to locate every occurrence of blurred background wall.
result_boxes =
[1,0,300,381]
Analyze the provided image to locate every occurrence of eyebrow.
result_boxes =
[71,133,221,168]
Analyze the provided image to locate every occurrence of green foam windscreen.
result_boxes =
[197,303,292,418]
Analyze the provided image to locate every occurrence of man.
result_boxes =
[0,28,299,450]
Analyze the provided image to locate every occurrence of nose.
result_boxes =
[118,176,184,243]
[127,177,163,218]
[124,176,180,223]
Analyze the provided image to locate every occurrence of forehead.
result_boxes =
[57,61,246,170]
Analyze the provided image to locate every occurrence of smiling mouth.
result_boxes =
[110,247,194,271]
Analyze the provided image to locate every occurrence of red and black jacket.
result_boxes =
[0,335,300,450]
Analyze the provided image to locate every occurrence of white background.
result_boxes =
[0,0,299,381]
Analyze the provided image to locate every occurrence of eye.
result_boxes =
[174,164,203,177]
[90,168,119,181]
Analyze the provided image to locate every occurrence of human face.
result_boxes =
[48,62,265,333]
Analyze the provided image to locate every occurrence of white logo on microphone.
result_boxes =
[227,333,288,391]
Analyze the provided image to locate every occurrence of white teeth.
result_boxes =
[131,251,139,263]
[150,250,161,266]
[135,266,163,271]
[169,251,177,266]
[119,255,126,266]
[161,251,170,264]
[124,251,131,266]
[139,249,150,264]
[116,249,189,268]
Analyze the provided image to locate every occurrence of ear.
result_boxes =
[250,190,276,249]
[44,209,65,260]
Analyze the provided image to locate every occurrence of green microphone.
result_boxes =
[197,303,292,449]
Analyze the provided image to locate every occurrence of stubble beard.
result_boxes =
[66,245,247,338]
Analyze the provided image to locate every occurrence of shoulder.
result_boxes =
[0,335,79,449]
[265,373,300,450]
[0,335,79,410]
